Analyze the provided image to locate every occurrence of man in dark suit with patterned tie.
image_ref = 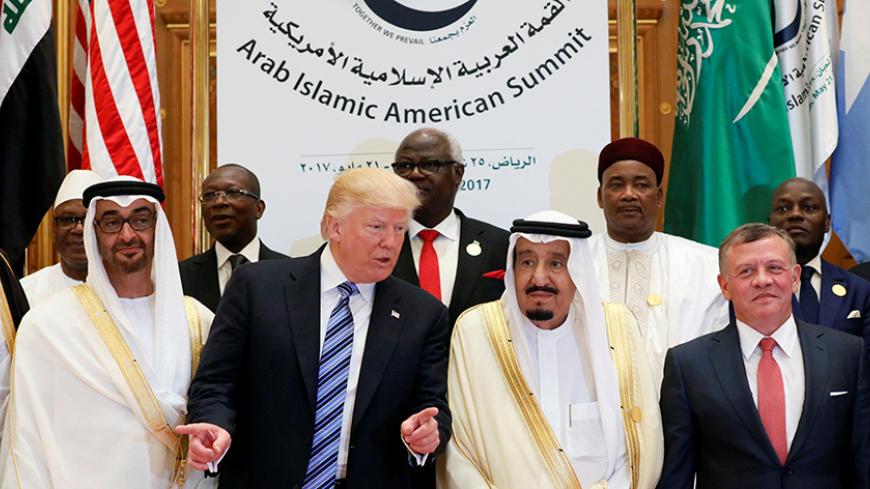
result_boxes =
[179,164,287,312]
[768,177,870,354]
[657,223,869,489]
[179,168,451,488]
[390,127,509,325]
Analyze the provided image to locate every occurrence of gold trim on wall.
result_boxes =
[616,0,638,137]
[190,0,211,255]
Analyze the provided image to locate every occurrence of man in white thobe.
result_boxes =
[21,170,103,305]
[589,137,728,387]
[0,177,214,489]
[439,210,663,489]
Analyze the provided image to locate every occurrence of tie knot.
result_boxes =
[759,337,778,353]
[336,281,358,298]
[418,229,439,243]
[801,266,815,281]
[229,254,249,270]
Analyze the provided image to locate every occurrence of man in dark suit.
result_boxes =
[391,128,509,325]
[179,164,287,311]
[768,177,870,352]
[179,168,451,488]
[657,223,869,489]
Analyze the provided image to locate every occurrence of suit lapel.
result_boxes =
[258,241,288,260]
[194,247,221,311]
[819,261,849,327]
[284,251,323,413]
[788,320,828,461]
[450,212,485,321]
[393,234,419,286]
[709,324,782,466]
[352,278,403,432]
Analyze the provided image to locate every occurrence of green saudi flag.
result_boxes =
[664,0,795,247]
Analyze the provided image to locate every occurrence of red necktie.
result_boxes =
[758,337,788,465]
[418,230,441,301]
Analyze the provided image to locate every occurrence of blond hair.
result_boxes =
[718,222,796,274]
[320,168,420,238]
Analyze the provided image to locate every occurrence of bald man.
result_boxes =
[180,164,287,312]
[390,128,509,326]
[768,177,870,352]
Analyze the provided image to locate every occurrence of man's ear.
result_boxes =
[325,214,342,242]
[596,187,604,209]
[717,274,731,300]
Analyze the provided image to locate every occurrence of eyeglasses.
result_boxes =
[200,189,260,204]
[93,212,156,234]
[391,160,459,177]
[54,215,86,231]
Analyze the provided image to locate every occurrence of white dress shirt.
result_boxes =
[319,246,376,478]
[520,310,630,488]
[215,237,261,294]
[736,316,805,449]
[408,211,460,307]
[796,255,822,301]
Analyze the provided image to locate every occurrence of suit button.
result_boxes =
[349,444,355,450]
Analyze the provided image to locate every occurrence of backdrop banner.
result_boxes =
[217,0,612,255]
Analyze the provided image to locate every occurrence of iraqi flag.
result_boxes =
[0,0,65,263]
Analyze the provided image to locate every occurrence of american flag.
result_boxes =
[69,0,164,187]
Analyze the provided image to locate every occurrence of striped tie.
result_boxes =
[303,281,358,489]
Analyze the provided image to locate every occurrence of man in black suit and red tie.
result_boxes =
[390,128,509,326]
[657,223,869,489]
[179,168,451,488]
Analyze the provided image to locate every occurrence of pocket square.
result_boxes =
[847,310,862,319]
[830,391,849,397]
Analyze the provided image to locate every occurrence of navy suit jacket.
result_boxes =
[392,208,509,325]
[793,260,870,357]
[657,320,870,489]
[186,248,451,488]
[179,241,287,312]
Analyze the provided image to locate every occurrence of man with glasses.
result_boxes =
[391,127,509,326]
[180,164,287,312]
[20,169,103,305]
[0,176,215,488]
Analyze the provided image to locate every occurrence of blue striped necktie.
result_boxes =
[303,281,358,489]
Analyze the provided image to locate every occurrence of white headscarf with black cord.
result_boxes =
[502,209,625,477]
[82,175,191,425]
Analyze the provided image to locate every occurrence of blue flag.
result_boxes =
[830,0,870,262]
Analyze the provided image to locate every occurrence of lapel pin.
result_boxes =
[647,293,662,307]
[466,240,482,257]
[832,284,847,297]
[391,310,401,319]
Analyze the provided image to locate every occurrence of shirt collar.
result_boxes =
[603,231,661,253]
[736,315,799,360]
[409,210,460,241]
[805,255,822,275]
[216,237,261,268]
[319,245,375,304]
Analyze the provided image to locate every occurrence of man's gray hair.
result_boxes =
[718,222,797,274]
[443,131,464,163]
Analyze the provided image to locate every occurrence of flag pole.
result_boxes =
[190,0,210,254]
[616,0,638,137]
